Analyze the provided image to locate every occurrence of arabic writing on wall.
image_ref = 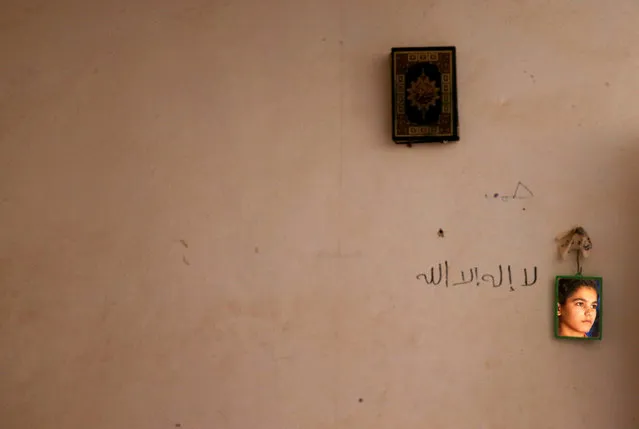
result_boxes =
[416,261,538,292]
[485,181,534,202]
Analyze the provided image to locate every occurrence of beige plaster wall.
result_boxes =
[2,0,639,428]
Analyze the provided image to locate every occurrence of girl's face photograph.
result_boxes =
[558,286,597,337]
[556,277,602,339]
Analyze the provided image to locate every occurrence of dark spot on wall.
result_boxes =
[605,82,610,87]
[175,424,181,428]
[437,229,445,237]
[321,37,326,42]
[180,239,188,248]
[522,207,526,211]
[358,398,363,403]
[255,246,259,253]
[493,193,499,198]
[183,256,190,266]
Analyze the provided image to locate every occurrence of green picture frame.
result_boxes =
[554,275,603,340]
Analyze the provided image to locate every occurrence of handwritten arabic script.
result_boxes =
[416,261,538,292]
[485,181,534,202]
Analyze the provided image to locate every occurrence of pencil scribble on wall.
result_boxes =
[485,181,534,202]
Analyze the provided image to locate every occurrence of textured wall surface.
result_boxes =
[1,1,639,428]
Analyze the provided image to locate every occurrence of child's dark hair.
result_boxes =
[557,278,599,305]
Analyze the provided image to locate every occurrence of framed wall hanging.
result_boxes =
[554,227,602,340]
[390,46,460,145]
[554,275,602,340]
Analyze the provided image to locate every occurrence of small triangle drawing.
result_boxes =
[512,182,534,199]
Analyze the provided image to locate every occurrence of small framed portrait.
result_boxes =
[555,275,602,340]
